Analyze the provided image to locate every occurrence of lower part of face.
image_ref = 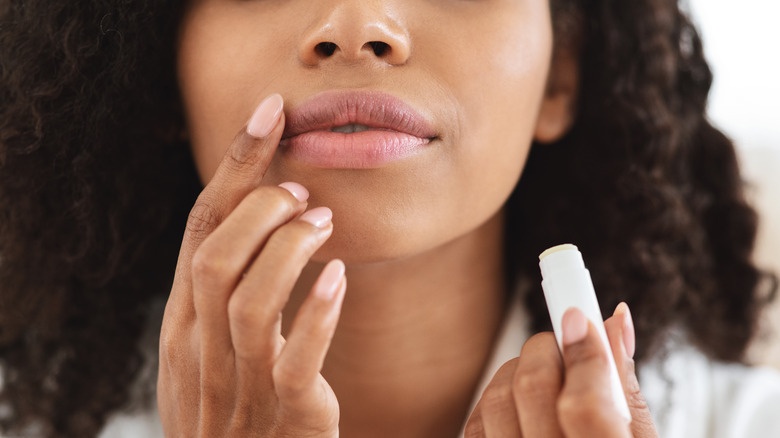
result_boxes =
[177,0,552,264]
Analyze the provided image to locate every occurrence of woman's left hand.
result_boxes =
[464,303,660,438]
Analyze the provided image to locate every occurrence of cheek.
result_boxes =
[177,2,294,182]
[416,3,553,227]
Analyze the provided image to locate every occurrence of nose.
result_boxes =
[298,3,411,66]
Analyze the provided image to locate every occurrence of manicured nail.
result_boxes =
[315,259,345,300]
[562,307,589,346]
[614,302,636,358]
[247,94,283,138]
[300,207,332,228]
[278,182,309,202]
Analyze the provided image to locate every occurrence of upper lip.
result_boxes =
[282,90,437,140]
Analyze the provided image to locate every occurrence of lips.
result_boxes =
[280,90,437,169]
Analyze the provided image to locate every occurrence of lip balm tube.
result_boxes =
[539,243,632,423]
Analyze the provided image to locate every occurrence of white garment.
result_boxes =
[460,298,780,438]
[99,298,780,438]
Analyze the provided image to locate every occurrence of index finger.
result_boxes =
[173,94,285,295]
[513,332,565,438]
[464,359,523,438]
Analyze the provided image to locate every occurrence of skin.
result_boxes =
[177,0,555,264]
[159,0,661,436]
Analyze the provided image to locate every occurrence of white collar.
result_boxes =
[459,294,531,436]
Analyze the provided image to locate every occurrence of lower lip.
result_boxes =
[280,130,431,169]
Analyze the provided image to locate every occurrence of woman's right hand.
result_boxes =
[157,94,344,437]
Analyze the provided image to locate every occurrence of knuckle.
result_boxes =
[249,186,296,218]
[158,328,177,359]
[266,222,321,258]
[158,320,183,355]
[272,362,308,398]
[191,244,230,284]
[186,202,222,239]
[513,366,560,400]
[512,333,562,401]
[225,136,261,168]
[627,389,650,412]
[624,372,650,412]
[227,296,263,330]
[557,389,610,426]
[566,342,609,368]
[479,384,514,412]
[158,326,192,373]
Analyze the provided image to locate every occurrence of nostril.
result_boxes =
[368,41,390,57]
[315,42,338,57]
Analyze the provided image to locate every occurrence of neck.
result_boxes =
[285,211,508,438]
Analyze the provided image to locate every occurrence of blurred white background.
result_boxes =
[687,0,780,368]
[687,0,780,151]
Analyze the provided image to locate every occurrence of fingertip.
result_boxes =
[313,259,345,300]
[612,302,635,359]
[334,273,348,306]
[339,269,347,295]
[247,93,284,138]
[300,207,333,229]
[278,182,309,202]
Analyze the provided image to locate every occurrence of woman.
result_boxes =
[1,0,778,437]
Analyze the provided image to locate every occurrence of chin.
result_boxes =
[311,219,431,266]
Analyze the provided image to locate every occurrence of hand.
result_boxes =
[157,94,344,437]
[465,303,659,437]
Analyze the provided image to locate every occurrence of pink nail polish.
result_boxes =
[278,182,309,202]
[300,207,332,228]
[247,94,283,138]
[315,259,345,300]
[561,307,588,346]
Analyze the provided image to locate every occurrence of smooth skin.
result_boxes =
[160,0,662,436]
[158,104,345,436]
[465,305,658,438]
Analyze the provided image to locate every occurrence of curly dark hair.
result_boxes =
[0,0,776,436]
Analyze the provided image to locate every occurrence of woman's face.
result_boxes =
[178,0,563,263]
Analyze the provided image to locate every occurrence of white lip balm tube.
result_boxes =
[539,243,632,423]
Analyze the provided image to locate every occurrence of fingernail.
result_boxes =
[614,302,636,358]
[562,307,589,346]
[247,94,284,138]
[300,207,332,228]
[278,182,309,202]
[315,259,345,300]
